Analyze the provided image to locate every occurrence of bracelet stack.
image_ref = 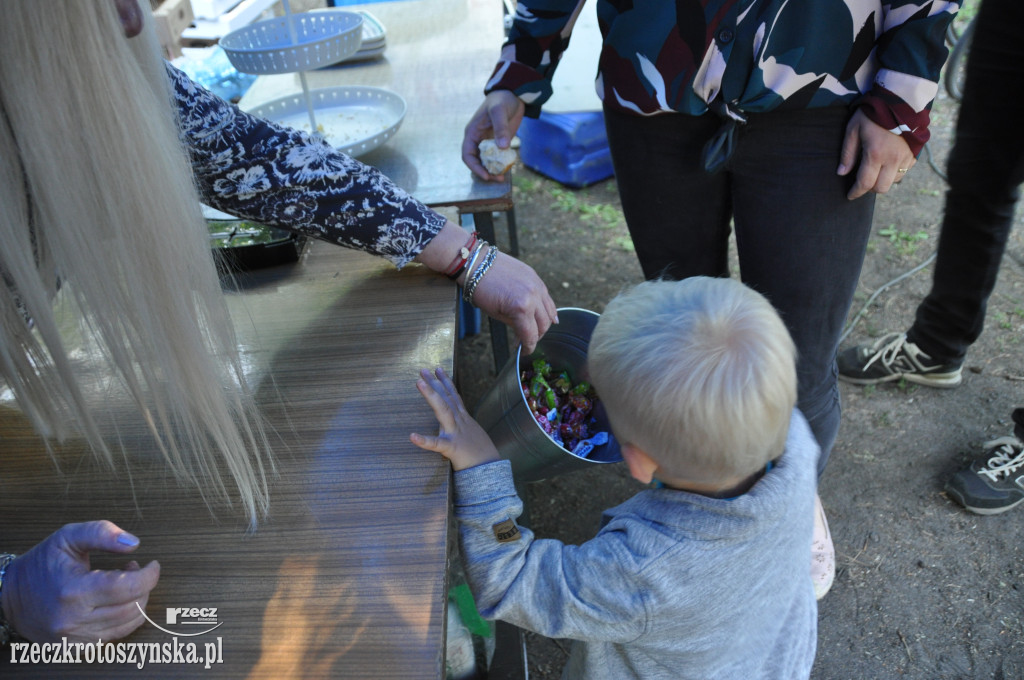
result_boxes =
[444,231,480,281]
[462,244,499,307]
[0,553,16,645]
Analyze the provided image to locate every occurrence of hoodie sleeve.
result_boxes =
[453,460,648,643]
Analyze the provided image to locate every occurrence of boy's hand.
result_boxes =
[410,368,501,471]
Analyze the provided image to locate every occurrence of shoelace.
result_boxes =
[861,333,908,372]
[977,436,1024,482]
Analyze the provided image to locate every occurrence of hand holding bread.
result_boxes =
[462,90,526,180]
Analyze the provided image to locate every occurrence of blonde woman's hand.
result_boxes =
[1,521,160,643]
[468,252,558,355]
[410,367,501,471]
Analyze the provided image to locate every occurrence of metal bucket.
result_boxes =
[473,308,622,483]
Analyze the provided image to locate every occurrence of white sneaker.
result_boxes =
[812,494,835,600]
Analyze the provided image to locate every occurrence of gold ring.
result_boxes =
[897,168,908,173]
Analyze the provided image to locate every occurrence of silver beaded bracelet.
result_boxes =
[463,244,499,306]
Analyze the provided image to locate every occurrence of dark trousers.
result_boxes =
[907,0,1024,365]
[604,106,875,474]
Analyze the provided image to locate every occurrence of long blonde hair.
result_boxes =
[0,2,271,526]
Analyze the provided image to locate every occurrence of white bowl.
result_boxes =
[221,11,363,75]
[246,86,406,157]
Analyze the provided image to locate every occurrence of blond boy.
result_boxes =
[412,277,818,679]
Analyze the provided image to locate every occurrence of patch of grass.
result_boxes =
[548,187,625,231]
[897,378,918,395]
[579,203,624,229]
[992,302,1024,332]
[549,187,580,212]
[513,175,542,193]
[610,236,635,252]
[862,384,876,398]
[878,225,930,257]
[995,333,1019,350]
[995,333,1022,351]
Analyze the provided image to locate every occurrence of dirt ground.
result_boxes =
[453,68,1024,678]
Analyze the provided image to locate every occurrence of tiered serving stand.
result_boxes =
[220,2,406,157]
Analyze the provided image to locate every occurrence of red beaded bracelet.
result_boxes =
[445,231,479,280]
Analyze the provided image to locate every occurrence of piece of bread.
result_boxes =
[479,139,518,175]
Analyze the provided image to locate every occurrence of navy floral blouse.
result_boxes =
[168,65,446,269]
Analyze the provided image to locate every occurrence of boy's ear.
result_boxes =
[621,443,659,484]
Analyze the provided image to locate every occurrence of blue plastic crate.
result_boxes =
[518,110,614,188]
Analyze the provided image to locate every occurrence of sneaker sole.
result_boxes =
[945,485,1024,515]
[838,371,962,388]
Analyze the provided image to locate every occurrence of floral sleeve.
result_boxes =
[167,64,446,268]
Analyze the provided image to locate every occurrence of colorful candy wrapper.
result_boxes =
[571,432,609,459]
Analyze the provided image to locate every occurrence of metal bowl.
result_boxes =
[474,308,622,483]
[208,218,306,272]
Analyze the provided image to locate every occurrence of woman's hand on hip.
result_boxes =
[838,109,916,200]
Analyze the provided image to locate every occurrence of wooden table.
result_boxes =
[1,0,515,673]
[0,241,457,677]
[240,0,515,368]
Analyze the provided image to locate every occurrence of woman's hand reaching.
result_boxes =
[470,252,558,355]
[415,221,558,354]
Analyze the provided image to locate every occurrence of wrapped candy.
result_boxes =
[520,357,601,452]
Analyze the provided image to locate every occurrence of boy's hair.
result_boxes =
[587,277,797,483]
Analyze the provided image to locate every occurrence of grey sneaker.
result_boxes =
[837,332,962,387]
[945,435,1024,515]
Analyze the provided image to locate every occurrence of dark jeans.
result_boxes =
[907,0,1024,365]
[604,105,875,474]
